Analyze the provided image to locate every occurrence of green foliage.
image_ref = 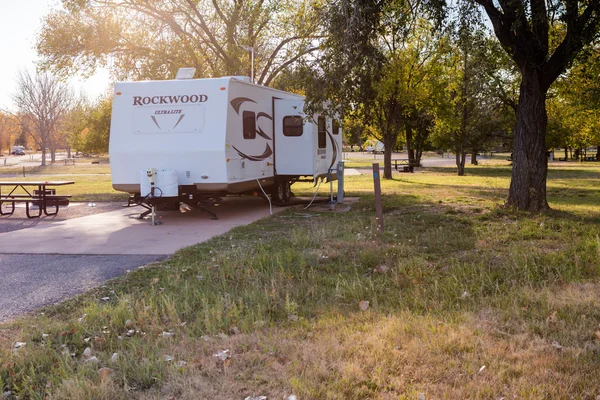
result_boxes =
[303,1,446,178]
[548,47,600,153]
[66,97,112,154]
[431,4,514,174]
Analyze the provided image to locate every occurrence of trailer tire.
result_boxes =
[272,178,291,205]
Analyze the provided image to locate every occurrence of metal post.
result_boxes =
[337,161,345,204]
[250,49,254,84]
[241,45,254,83]
[372,163,384,233]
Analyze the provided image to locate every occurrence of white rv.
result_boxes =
[109,76,342,207]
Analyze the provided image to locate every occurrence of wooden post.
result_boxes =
[372,163,384,233]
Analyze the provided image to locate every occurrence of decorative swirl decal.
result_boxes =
[328,130,339,170]
[232,143,273,161]
[230,97,257,114]
[256,126,271,140]
[257,112,272,120]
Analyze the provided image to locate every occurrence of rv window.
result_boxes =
[243,111,256,139]
[283,116,303,137]
[318,116,326,149]
[332,119,340,135]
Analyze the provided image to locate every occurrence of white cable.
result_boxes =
[256,178,273,215]
[304,178,323,210]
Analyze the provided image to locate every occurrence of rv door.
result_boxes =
[273,99,314,176]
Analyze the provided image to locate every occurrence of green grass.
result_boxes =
[2,163,600,398]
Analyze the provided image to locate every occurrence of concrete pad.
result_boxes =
[344,168,362,176]
[0,197,283,255]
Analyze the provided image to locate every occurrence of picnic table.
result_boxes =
[391,159,416,173]
[0,181,74,218]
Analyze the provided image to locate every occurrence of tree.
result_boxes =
[0,112,19,155]
[37,0,324,85]
[12,71,73,166]
[84,98,112,154]
[474,0,600,211]
[64,96,112,155]
[303,0,444,179]
[432,4,504,175]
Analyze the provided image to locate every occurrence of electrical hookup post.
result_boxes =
[372,163,384,233]
[328,161,345,206]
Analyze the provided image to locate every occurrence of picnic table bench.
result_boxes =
[0,181,74,218]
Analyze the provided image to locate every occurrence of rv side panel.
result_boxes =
[109,79,229,193]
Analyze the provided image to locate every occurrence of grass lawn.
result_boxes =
[2,162,600,398]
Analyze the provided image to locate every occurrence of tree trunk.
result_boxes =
[67,146,71,159]
[51,149,56,163]
[383,146,393,179]
[456,149,466,176]
[564,148,568,160]
[41,148,47,167]
[506,72,549,212]
[405,125,415,163]
[471,151,478,165]
[415,149,423,165]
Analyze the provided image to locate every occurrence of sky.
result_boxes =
[0,0,110,111]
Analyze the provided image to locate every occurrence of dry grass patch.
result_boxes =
[125,311,600,399]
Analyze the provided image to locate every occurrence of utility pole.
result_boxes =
[240,45,254,84]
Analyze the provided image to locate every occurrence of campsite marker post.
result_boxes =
[372,163,384,233]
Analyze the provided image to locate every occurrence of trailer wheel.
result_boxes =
[272,178,291,205]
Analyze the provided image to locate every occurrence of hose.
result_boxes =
[256,178,273,215]
[304,178,323,210]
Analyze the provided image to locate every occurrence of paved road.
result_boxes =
[343,152,494,168]
[0,254,164,322]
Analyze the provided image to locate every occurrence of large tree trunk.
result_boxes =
[506,72,549,212]
[383,145,393,179]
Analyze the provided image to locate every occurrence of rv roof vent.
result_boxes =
[223,76,251,83]
[176,68,196,80]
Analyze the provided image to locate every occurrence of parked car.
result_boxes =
[11,145,25,156]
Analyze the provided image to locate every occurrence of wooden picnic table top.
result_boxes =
[0,181,74,186]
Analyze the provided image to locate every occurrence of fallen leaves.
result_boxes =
[213,349,231,371]
[373,265,389,274]
[97,367,114,382]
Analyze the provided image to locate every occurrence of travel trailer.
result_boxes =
[109,74,342,211]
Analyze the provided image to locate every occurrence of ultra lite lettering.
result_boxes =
[133,94,208,106]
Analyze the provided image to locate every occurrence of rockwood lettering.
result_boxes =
[133,94,208,106]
